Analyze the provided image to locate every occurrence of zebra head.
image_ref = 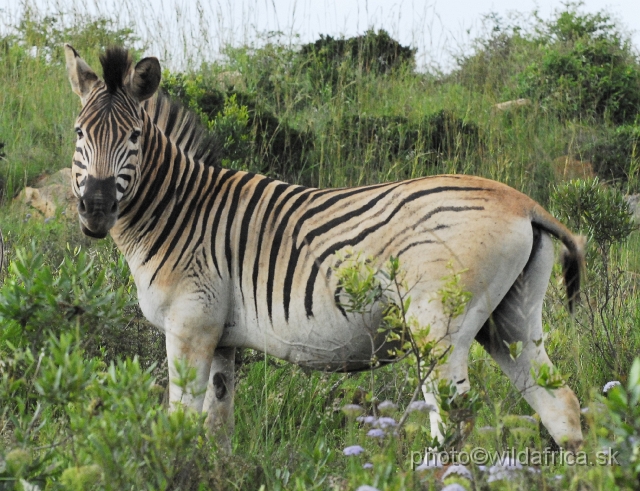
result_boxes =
[64,44,161,238]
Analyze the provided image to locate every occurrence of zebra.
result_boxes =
[64,44,585,450]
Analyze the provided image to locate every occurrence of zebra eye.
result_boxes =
[75,128,84,139]
[129,130,141,144]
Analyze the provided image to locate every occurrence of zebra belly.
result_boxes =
[223,311,400,372]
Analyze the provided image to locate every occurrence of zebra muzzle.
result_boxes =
[78,176,119,239]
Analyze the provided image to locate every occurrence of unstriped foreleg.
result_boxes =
[165,328,218,413]
[421,382,444,443]
[203,347,236,452]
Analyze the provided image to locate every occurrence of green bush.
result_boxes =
[0,244,130,353]
[6,7,141,63]
[550,178,636,254]
[336,110,481,177]
[299,29,415,95]
[600,358,640,487]
[453,27,537,96]
[0,239,258,489]
[581,125,640,191]
[550,179,639,383]
[517,8,640,123]
[300,29,415,76]
[161,73,316,183]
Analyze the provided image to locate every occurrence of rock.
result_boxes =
[15,168,76,218]
[552,156,595,181]
[494,98,530,111]
[217,71,245,91]
[626,194,639,223]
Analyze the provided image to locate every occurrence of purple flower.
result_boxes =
[487,457,523,482]
[441,464,472,481]
[356,415,376,424]
[377,400,397,414]
[362,462,373,469]
[343,445,365,456]
[407,400,436,413]
[603,381,621,394]
[373,417,397,429]
[367,428,385,438]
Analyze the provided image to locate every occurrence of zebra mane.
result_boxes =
[100,47,132,94]
[142,91,221,168]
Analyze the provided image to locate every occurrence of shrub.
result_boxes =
[6,7,142,64]
[517,8,640,123]
[0,260,259,489]
[550,177,636,254]
[581,125,640,191]
[161,73,316,183]
[550,179,638,381]
[337,110,481,176]
[0,244,130,352]
[600,358,640,486]
[299,29,415,85]
[0,243,164,370]
[452,26,537,96]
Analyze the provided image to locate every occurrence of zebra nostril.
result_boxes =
[111,201,118,214]
[78,198,86,213]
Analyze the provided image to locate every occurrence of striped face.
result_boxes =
[72,88,143,238]
[65,44,160,239]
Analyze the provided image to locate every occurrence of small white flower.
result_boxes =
[378,400,397,414]
[355,486,380,491]
[441,485,467,491]
[441,464,472,481]
[362,462,373,469]
[343,445,365,456]
[415,456,443,470]
[373,417,397,429]
[497,456,522,469]
[603,381,621,394]
[487,456,523,482]
[356,415,376,424]
[407,400,436,413]
[367,428,385,438]
[581,407,589,414]
[342,404,364,417]
[476,426,496,435]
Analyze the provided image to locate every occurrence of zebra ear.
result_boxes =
[64,44,99,103]
[127,57,161,102]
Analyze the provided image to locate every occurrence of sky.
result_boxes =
[1,0,639,71]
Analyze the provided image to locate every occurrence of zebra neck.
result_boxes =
[111,116,210,262]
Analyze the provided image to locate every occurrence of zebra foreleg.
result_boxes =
[421,377,444,443]
[203,347,236,453]
[164,326,218,413]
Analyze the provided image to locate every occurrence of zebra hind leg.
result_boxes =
[475,233,583,449]
[203,347,236,453]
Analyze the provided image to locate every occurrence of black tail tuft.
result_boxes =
[560,236,586,313]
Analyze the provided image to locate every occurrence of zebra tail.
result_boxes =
[530,204,587,314]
